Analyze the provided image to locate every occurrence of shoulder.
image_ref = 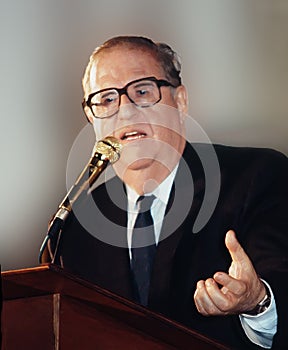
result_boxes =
[90,172,124,199]
[214,144,288,182]
[214,143,287,162]
[183,143,288,195]
[186,142,288,171]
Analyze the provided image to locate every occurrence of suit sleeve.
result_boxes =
[237,149,288,349]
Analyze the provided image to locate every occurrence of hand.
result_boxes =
[194,230,266,316]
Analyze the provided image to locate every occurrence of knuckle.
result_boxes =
[207,306,216,314]
[230,280,247,295]
[236,282,247,295]
[219,300,231,312]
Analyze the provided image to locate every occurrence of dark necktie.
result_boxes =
[131,195,156,306]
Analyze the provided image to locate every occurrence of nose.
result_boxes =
[119,93,132,106]
[117,93,137,120]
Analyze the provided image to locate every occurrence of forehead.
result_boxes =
[87,47,164,92]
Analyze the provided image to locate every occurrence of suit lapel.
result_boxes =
[90,175,135,300]
[149,143,205,309]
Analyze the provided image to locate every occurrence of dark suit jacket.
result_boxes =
[53,143,288,349]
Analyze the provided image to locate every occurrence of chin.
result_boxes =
[121,157,155,172]
[112,156,156,181]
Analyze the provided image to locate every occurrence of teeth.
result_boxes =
[125,131,138,137]
[122,131,146,140]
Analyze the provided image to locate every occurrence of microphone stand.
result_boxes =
[38,137,121,264]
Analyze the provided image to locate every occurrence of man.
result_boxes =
[46,36,288,349]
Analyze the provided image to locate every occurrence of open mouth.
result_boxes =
[120,131,147,141]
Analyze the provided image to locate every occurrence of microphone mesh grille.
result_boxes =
[94,136,122,163]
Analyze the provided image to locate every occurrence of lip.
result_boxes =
[118,128,148,142]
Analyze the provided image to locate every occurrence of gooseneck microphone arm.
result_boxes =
[38,136,122,264]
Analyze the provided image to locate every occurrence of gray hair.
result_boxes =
[82,35,182,92]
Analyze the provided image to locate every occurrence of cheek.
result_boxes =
[150,113,185,158]
[149,104,183,133]
[150,112,184,146]
[155,126,182,147]
[93,119,117,140]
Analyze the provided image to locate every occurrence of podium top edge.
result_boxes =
[1,264,50,276]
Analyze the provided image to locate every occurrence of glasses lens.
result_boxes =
[90,89,119,118]
[127,80,160,107]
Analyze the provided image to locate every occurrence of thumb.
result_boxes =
[225,230,247,264]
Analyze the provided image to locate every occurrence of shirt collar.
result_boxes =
[126,164,179,207]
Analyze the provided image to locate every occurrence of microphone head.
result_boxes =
[94,136,122,163]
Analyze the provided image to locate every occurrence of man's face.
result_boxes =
[84,46,188,191]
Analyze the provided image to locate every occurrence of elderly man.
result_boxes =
[46,36,288,349]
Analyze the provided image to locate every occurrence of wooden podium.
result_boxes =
[1,264,228,350]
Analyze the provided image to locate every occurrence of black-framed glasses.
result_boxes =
[82,76,177,119]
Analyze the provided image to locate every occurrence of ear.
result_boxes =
[175,85,188,114]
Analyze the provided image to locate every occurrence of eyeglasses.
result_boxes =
[82,76,177,119]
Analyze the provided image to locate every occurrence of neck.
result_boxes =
[126,163,173,195]
[113,140,186,195]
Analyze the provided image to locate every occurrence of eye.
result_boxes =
[101,92,118,106]
[133,82,154,98]
[136,88,150,96]
[93,91,118,107]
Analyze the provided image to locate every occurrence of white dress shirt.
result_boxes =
[126,166,178,256]
[125,166,277,348]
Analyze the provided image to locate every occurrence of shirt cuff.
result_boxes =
[239,280,277,349]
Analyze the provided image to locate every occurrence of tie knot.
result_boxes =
[137,195,155,213]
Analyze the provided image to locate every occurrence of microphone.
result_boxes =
[53,136,122,223]
[39,136,122,263]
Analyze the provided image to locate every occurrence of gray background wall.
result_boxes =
[1,0,287,270]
